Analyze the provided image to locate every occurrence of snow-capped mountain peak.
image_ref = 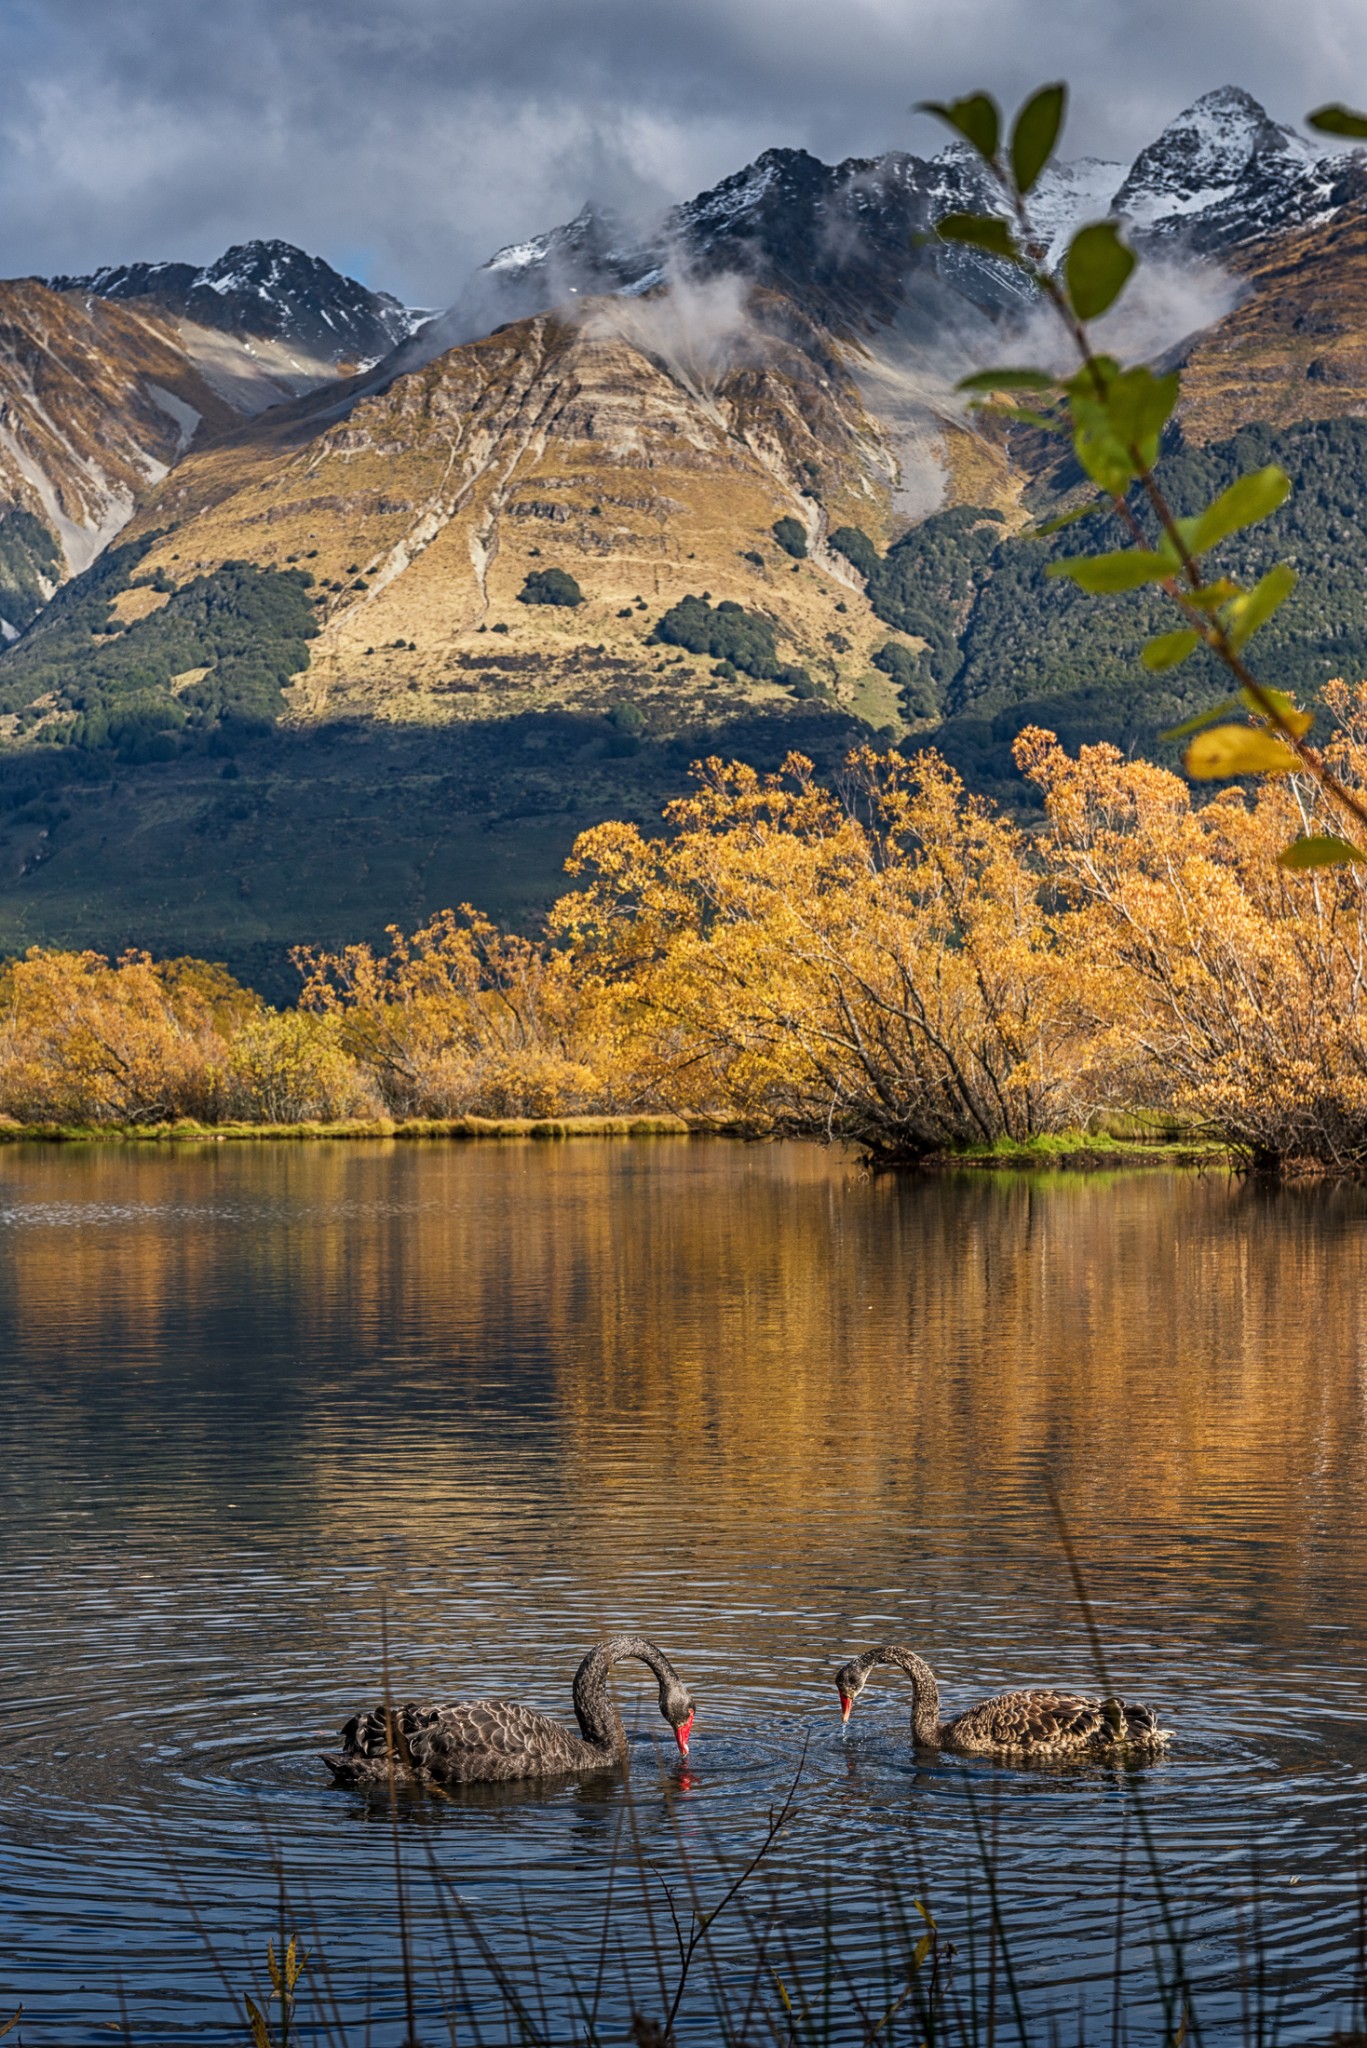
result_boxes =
[482,204,660,293]
[1028,156,1127,264]
[48,240,426,367]
[1112,85,1319,229]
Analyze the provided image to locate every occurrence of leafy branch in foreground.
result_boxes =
[925,83,1367,869]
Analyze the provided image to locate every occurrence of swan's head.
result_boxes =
[660,1678,696,1758]
[835,1657,868,1725]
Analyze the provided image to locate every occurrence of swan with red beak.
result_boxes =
[324,1635,696,1787]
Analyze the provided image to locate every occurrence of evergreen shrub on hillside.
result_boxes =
[518,567,584,607]
[651,595,781,679]
[772,517,808,559]
[873,642,937,721]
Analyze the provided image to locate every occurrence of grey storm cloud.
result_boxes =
[4,0,1367,306]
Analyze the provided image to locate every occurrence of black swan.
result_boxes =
[835,1645,1168,1758]
[323,1635,696,1786]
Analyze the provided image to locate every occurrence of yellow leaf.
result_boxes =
[1184,726,1299,779]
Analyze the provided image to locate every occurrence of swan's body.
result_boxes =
[322,1635,695,1787]
[836,1645,1168,1759]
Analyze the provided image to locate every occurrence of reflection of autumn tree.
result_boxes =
[1019,689,1367,1167]
[6,1143,1365,1627]
[556,750,1102,1157]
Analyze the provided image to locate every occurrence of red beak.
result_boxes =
[675,1709,694,1758]
[839,1692,852,1724]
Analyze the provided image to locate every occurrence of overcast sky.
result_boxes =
[5,0,1367,306]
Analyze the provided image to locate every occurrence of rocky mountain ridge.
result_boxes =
[480,87,1367,320]
[48,239,426,367]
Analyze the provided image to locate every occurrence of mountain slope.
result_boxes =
[1172,198,1367,440]
[15,286,914,752]
[1,87,1367,988]
[0,282,243,631]
[0,243,424,639]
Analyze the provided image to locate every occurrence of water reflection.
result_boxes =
[2,1141,1366,2041]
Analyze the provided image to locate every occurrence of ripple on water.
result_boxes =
[3,1143,1367,2042]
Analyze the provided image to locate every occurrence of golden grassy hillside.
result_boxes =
[121,294,936,736]
[1177,202,1367,442]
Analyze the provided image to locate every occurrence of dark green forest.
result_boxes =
[0,508,62,635]
[0,534,317,760]
[832,415,1367,794]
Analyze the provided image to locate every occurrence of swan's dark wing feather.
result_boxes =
[946,1688,1167,1756]
[328,1697,603,1784]
[412,1701,595,1782]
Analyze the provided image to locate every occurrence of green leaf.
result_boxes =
[1224,563,1298,649]
[1307,104,1367,138]
[1278,834,1367,868]
[1029,499,1106,536]
[1160,697,1240,741]
[1185,466,1291,557]
[1047,544,1175,593]
[1185,725,1299,778]
[935,212,1018,259]
[1185,578,1241,610]
[1236,682,1311,736]
[956,367,1056,392]
[1010,84,1067,194]
[969,401,1062,430]
[917,93,1000,161]
[1142,628,1201,672]
[1067,360,1179,493]
[1065,222,1136,321]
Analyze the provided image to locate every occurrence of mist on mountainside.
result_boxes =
[583,272,758,404]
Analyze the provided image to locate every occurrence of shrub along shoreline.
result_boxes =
[7,709,1367,1171]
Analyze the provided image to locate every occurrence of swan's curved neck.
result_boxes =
[572,1636,684,1753]
[860,1646,944,1746]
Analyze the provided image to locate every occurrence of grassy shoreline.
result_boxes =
[0,1113,1234,1166]
[0,1111,698,1144]
[923,1129,1229,1170]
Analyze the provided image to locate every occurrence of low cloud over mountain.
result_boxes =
[6,0,1367,304]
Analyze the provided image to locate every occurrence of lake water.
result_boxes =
[3,1139,1367,2044]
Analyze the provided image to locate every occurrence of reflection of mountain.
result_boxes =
[4,1142,1365,1632]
